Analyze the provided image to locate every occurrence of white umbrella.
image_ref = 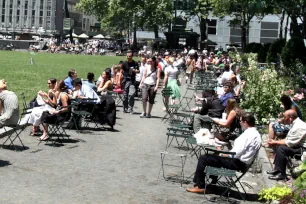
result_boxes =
[78,33,89,39]
[65,33,78,38]
[93,34,105,39]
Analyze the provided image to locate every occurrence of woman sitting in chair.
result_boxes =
[38,80,70,141]
[97,70,113,94]
[211,98,243,149]
[29,78,58,136]
[112,65,123,89]
[0,79,19,128]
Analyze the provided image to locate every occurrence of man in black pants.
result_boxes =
[121,50,139,113]
[187,112,261,193]
[267,110,306,180]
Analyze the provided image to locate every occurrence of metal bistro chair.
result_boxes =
[2,110,31,151]
[161,88,181,123]
[203,148,260,202]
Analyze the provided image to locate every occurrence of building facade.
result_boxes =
[177,11,282,49]
[0,0,99,37]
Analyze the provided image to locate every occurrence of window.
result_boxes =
[47,11,51,16]
[207,19,217,35]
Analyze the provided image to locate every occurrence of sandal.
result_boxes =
[37,136,49,141]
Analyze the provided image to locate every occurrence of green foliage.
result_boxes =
[258,185,292,201]
[239,53,285,124]
[76,0,173,38]
[281,37,306,67]
[258,43,271,63]
[266,39,286,63]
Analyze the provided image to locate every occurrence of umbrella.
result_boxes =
[93,34,105,39]
[78,33,89,39]
[65,33,78,38]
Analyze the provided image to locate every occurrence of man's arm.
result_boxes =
[268,139,286,146]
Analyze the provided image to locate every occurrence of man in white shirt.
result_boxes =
[187,112,261,193]
[221,64,234,84]
[73,78,100,104]
[267,110,306,180]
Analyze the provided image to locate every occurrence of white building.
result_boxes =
[0,0,100,37]
[180,11,282,49]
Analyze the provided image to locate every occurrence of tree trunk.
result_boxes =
[154,24,159,39]
[279,9,285,39]
[199,17,207,49]
[290,14,302,38]
[132,24,137,50]
[284,14,289,40]
[241,13,248,53]
[303,14,306,39]
[64,0,73,43]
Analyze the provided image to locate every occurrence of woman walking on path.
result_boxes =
[163,56,181,108]
[139,57,161,118]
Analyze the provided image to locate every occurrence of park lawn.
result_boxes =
[0,51,131,108]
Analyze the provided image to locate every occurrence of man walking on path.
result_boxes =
[121,50,139,113]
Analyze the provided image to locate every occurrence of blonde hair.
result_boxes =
[0,79,7,90]
[168,56,175,64]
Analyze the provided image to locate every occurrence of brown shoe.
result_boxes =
[186,186,205,194]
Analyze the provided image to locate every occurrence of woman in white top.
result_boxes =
[163,56,181,107]
[139,57,161,118]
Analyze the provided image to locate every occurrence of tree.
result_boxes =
[76,0,173,50]
[185,0,212,48]
[140,0,173,39]
[211,0,269,52]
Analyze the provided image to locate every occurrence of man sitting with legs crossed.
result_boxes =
[267,109,306,180]
[187,112,261,193]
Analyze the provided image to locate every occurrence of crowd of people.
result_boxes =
[0,46,306,197]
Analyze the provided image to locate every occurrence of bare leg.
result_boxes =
[142,101,147,114]
[165,96,169,108]
[148,103,153,115]
[40,124,49,140]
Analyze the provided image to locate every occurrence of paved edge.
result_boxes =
[259,146,278,188]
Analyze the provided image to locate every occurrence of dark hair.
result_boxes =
[202,89,215,98]
[223,80,233,88]
[118,61,124,65]
[280,95,293,110]
[68,69,76,77]
[103,70,111,80]
[241,112,256,127]
[87,72,94,82]
[57,80,66,91]
[127,50,133,55]
[49,78,57,85]
[149,56,158,70]
[73,78,82,86]
[104,68,112,74]
[224,64,230,71]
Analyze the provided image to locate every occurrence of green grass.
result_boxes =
[0,51,130,108]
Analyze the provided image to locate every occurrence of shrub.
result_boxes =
[259,185,292,201]
[281,37,306,67]
[266,38,286,63]
[239,53,286,124]
[258,43,271,63]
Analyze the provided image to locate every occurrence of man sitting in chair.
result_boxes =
[267,110,306,181]
[192,89,224,133]
[0,80,19,128]
[186,112,261,193]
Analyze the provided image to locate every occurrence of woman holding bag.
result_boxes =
[139,57,161,118]
[163,56,181,108]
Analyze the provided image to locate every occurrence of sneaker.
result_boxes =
[140,113,146,118]
[129,109,134,114]
[146,114,151,118]
[123,109,129,113]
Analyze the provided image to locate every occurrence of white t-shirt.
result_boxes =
[221,70,233,84]
[78,84,101,104]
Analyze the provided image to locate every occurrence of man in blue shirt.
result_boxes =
[220,80,234,107]
[64,69,78,93]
